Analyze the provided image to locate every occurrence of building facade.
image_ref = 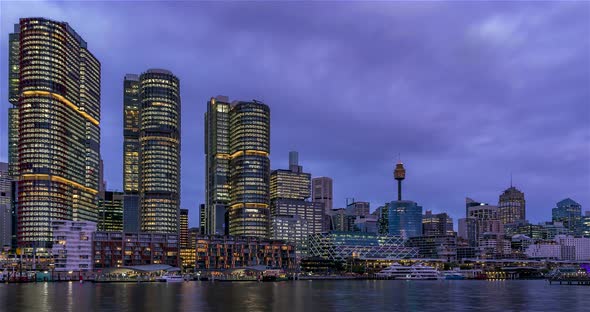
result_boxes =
[98,191,124,232]
[52,220,96,271]
[312,177,333,213]
[12,18,101,247]
[137,69,181,234]
[406,234,457,261]
[345,201,370,217]
[191,235,296,270]
[0,163,12,247]
[180,208,189,248]
[422,211,454,236]
[228,101,271,238]
[385,200,423,239]
[498,186,526,225]
[92,231,179,268]
[8,24,20,179]
[204,96,231,235]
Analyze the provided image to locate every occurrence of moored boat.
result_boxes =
[376,263,440,280]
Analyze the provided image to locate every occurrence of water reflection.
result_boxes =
[0,280,587,312]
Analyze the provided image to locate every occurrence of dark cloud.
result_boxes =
[1,1,588,227]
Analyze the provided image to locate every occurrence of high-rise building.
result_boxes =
[345,200,370,217]
[465,197,487,218]
[97,191,124,232]
[312,177,333,213]
[422,210,454,236]
[0,163,11,247]
[137,69,181,234]
[12,18,101,247]
[386,200,423,239]
[199,204,206,235]
[270,170,311,202]
[552,198,582,235]
[123,195,140,232]
[228,101,271,238]
[180,208,189,248]
[8,24,20,179]
[204,96,231,235]
[123,74,140,193]
[498,186,526,225]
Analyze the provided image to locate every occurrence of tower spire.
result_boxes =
[394,158,406,201]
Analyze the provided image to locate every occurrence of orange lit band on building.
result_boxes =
[22,90,99,126]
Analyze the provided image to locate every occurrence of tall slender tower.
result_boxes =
[123,74,140,232]
[394,161,406,201]
[12,18,101,247]
[138,69,181,234]
[8,24,20,179]
[228,100,271,238]
[204,96,231,235]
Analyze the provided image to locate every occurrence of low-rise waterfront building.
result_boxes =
[526,235,590,261]
[306,231,418,263]
[92,232,179,268]
[52,220,96,272]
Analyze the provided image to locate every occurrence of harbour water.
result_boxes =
[0,280,586,312]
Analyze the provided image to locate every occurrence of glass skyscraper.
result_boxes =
[137,69,181,234]
[11,18,101,247]
[98,191,124,232]
[228,101,271,238]
[386,200,423,239]
[552,198,582,235]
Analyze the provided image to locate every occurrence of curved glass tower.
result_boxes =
[13,18,101,247]
[228,101,270,237]
[139,69,180,234]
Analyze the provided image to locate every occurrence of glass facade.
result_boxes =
[123,194,140,232]
[552,198,582,235]
[97,191,124,232]
[123,74,140,193]
[13,18,101,247]
[228,101,270,238]
[387,200,423,239]
[138,69,181,234]
[270,169,311,201]
[204,96,230,235]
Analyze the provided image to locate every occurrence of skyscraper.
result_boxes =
[228,101,271,238]
[381,161,422,239]
[12,18,101,247]
[180,208,189,248]
[498,186,526,225]
[122,74,140,233]
[204,96,231,235]
[0,163,11,247]
[552,198,582,235]
[312,177,333,213]
[8,24,20,179]
[137,69,181,234]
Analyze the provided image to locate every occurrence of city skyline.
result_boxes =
[1,2,589,228]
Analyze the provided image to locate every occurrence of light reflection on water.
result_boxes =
[0,280,586,312]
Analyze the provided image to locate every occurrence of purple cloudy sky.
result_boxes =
[1,1,589,227]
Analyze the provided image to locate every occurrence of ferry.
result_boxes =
[158,274,185,282]
[262,269,289,282]
[376,263,440,280]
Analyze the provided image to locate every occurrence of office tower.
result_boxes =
[387,201,423,239]
[345,200,370,217]
[12,18,100,247]
[498,185,526,225]
[122,74,140,233]
[204,96,231,235]
[552,198,582,235]
[312,177,333,213]
[458,217,478,245]
[8,24,20,178]
[199,204,206,234]
[180,208,189,248]
[270,157,310,202]
[97,191,124,232]
[0,163,11,247]
[98,159,106,195]
[228,100,271,237]
[137,69,181,234]
[394,161,406,200]
[465,197,487,218]
[422,211,454,236]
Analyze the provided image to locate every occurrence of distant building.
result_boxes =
[331,208,356,232]
[190,235,296,270]
[180,209,189,248]
[422,211,454,236]
[199,204,206,235]
[583,216,590,238]
[498,186,526,225]
[465,197,487,218]
[526,235,590,261]
[552,198,582,235]
[52,221,96,272]
[345,200,370,217]
[385,200,423,239]
[98,191,124,232]
[271,215,309,256]
[354,216,379,233]
[457,217,477,246]
[312,177,333,213]
[93,232,179,268]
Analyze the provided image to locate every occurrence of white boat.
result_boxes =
[158,274,185,282]
[376,263,440,280]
